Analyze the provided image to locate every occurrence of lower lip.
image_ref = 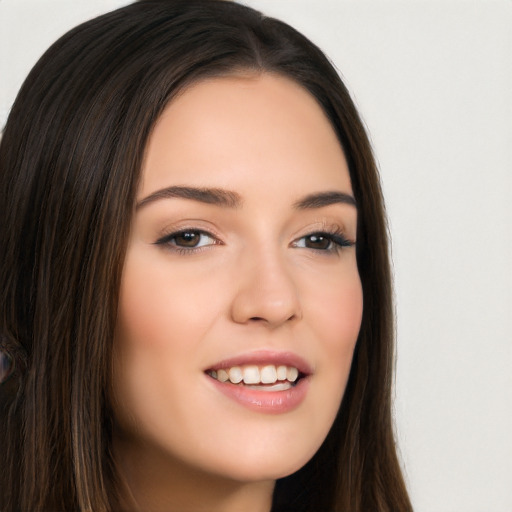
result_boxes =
[207,376,310,414]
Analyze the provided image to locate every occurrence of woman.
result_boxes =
[0,1,412,510]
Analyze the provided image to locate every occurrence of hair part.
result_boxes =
[0,1,411,510]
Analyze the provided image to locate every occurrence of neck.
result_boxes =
[112,434,275,512]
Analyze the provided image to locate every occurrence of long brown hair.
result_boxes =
[0,1,412,510]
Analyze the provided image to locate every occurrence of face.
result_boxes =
[112,73,363,484]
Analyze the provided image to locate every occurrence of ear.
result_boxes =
[0,350,13,384]
[0,332,24,385]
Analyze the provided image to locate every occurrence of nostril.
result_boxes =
[248,312,298,325]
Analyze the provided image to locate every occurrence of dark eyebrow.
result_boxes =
[293,191,357,210]
[136,186,243,210]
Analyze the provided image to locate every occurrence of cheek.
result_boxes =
[111,248,222,428]
[304,263,363,394]
[307,262,363,349]
[278,264,362,469]
[326,279,363,352]
[115,247,220,352]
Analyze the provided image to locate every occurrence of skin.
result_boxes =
[112,73,363,512]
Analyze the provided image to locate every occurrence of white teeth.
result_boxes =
[260,365,277,384]
[228,366,243,384]
[210,364,301,386]
[286,367,299,383]
[217,369,229,382]
[242,366,260,384]
[276,365,287,381]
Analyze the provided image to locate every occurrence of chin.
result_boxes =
[210,455,312,484]
[192,430,326,484]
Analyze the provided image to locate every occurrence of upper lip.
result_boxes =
[205,350,313,376]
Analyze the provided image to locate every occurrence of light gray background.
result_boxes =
[1,1,511,511]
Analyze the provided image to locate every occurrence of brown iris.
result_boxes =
[303,234,331,250]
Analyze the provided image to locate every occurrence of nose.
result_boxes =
[230,247,302,328]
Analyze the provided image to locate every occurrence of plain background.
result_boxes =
[1,1,511,511]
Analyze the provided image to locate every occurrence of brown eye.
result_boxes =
[174,231,202,247]
[155,229,219,251]
[292,231,354,252]
[304,234,331,250]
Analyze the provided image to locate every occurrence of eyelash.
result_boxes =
[291,229,355,253]
[154,229,221,255]
[154,227,355,255]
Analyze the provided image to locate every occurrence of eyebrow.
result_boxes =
[136,186,243,210]
[293,191,357,210]
[136,186,357,210]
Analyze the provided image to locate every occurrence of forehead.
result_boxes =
[139,72,351,199]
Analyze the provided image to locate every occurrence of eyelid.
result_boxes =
[292,221,353,240]
[154,219,224,243]
[152,221,355,255]
[290,224,356,252]
[154,226,222,253]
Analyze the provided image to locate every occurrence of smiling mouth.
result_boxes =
[205,364,305,391]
